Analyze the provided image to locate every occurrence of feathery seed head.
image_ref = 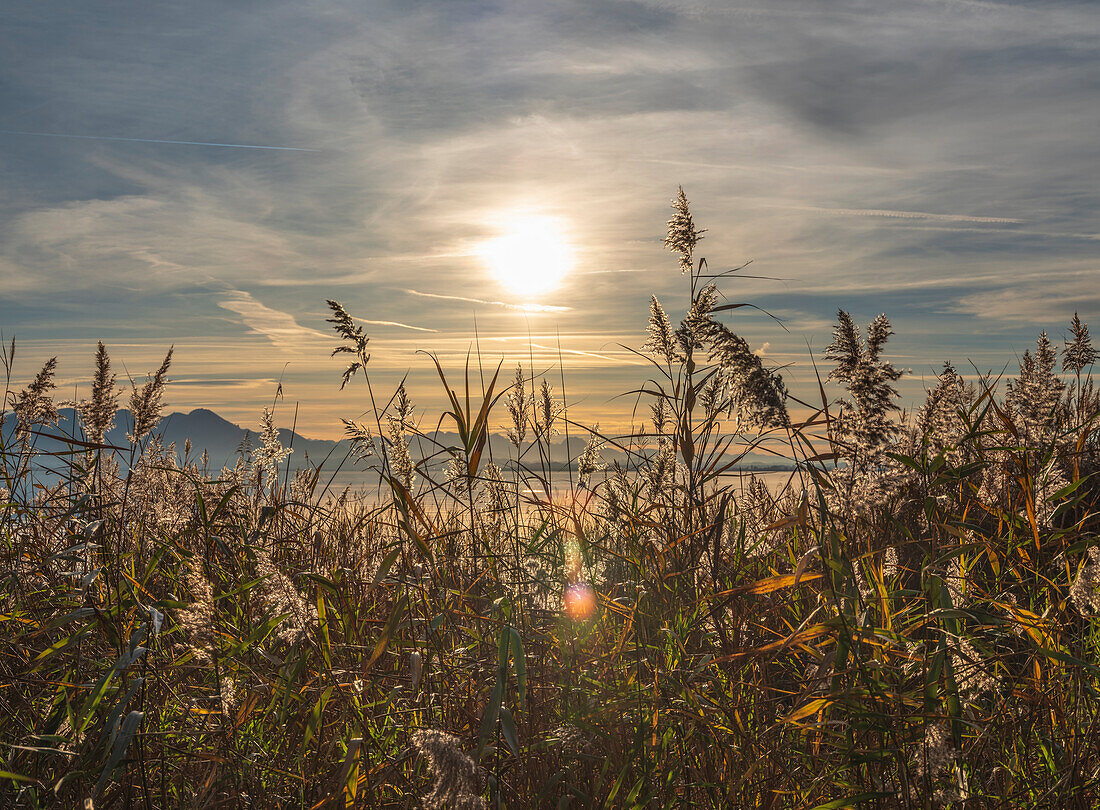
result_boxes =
[825,311,902,460]
[1070,546,1100,618]
[254,549,316,648]
[127,348,173,444]
[825,310,861,384]
[675,283,719,357]
[178,560,216,663]
[1005,331,1065,441]
[394,381,415,428]
[536,378,560,437]
[11,357,60,436]
[219,676,237,716]
[909,722,967,805]
[883,545,899,581]
[411,729,485,810]
[701,318,789,429]
[651,397,671,435]
[912,721,955,782]
[387,416,415,489]
[1064,312,1097,374]
[916,361,967,458]
[950,632,996,703]
[326,300,370,389]
[444,449,471,495]
[865,313,893,362]
[665,186,705,274]
[643,296,680,363]
[342,419,375,463]
[647,438,678,501]
[699,368,731,420]
[506,365,528,448]
[482,461,511,523]
[577,425,605,489]
[253,407,292,483]
[77,342,119,444]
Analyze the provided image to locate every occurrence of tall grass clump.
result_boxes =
[2,190,1100,808]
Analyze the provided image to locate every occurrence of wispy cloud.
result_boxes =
[170,377,278,388]
[357,317,437,332]
[794,206,1023,224]
[0,130,320,151]
[218,290,329,350]
[945,269,1100,326]
[404,289,571,313]
[529,342,646,366]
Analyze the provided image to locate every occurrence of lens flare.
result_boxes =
[563,583,596,621]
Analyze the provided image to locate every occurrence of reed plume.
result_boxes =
[77,342,118,444]
[665,185,705,274]
[10,356,59,436]
[411,730,485,810]
[326,299,370,389]
[127,348,172,443]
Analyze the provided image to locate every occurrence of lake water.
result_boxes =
[300,467,802,503]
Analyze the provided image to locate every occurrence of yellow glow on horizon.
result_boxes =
[477,215,573,297]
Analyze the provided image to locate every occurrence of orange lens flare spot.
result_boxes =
[563,583,596,621]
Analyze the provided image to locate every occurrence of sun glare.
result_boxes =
[478,216,573,297]
[563,583,596,621]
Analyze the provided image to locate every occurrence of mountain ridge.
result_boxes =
[3,407,795,473]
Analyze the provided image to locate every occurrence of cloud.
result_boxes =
[528,342,646,366]
[357,318,437,332]
[792,206,1022,225]
[218,290,329,350]
[405,289,572,313]
[0,187,315,294]
[946,275,1100,326]
[0,129,320,151]
[170,377,278,388]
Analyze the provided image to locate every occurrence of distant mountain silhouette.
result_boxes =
[3,408,793,475]
[153,408,344,469]
[3,407,342,471]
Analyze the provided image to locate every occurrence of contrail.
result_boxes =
[529,342,645,366]
[405,288,571,313]
[791,204,1022,225]
[0,130,320,152]
[358,318,437,333]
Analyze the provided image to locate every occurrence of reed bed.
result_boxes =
[2,190,1099,808]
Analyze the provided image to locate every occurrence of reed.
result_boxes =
[2,191,1099,808]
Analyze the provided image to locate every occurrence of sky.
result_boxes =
[1,0,1098,438]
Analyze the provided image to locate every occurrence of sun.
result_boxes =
[477,216,573,297]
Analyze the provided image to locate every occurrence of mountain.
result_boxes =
[2,408,794,476]
[1,408,341,472]
[154,408,343,469]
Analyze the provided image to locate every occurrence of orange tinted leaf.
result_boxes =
[717,572,822,598]
[785,697,833,723]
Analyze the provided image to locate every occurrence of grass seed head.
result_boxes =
[127,348,173,444]
[665,186,705,274]
[77,342,118,444]
[11,356,59,436]
[411,729,485,810]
